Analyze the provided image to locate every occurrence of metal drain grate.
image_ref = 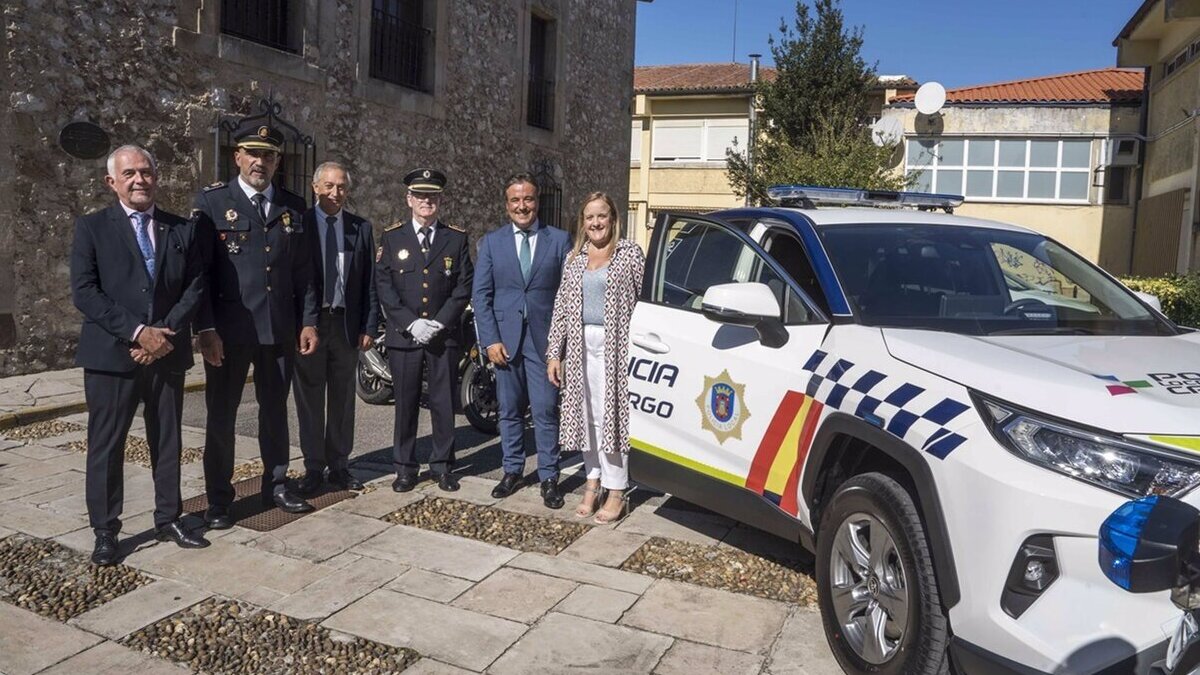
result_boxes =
[180,477,356,532]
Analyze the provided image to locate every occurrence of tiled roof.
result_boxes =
[890,68,1144,105]
[633,63,917,94]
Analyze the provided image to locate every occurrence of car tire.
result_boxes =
[816,472,950,675]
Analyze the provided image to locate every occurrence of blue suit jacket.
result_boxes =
[472,223,571,360]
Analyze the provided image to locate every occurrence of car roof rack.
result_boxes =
[766,185,964,213]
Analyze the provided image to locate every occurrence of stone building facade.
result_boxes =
[1,0,637,374]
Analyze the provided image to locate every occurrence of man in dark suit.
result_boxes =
[193,123,320,528]
[71,144,210,565]
[376,168,473,493]
[472,173,571,509]
[293,161,378,494]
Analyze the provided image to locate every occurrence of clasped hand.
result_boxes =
[407,319,444,345]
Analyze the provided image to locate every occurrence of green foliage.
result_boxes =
[1120,275,1200,327]
[727,0,907,203]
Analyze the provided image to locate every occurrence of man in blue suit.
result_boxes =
[472,173,570,509]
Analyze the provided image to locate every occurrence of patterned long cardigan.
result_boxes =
[545,239,645,456]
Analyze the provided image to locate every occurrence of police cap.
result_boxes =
[234,122,284,152]
[404,168,446,194]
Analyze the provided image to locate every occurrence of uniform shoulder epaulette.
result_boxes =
[202,181,225,192]
[445,223,465,233]
[384,221,404,232]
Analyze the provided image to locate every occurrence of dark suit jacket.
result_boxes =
[305,207,379,343]
[70,204,205,373]
[376,222,473,349]
[471,223,571,360]
[193,182,318,346]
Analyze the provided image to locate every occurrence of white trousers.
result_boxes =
[580,324,628,490]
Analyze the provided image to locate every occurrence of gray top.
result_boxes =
[581,267,608,326]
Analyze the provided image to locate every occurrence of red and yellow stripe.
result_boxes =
[745,391,824,516]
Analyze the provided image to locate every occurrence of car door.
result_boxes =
[628,212,829,518]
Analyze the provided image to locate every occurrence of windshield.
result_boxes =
[817,223,1177,336]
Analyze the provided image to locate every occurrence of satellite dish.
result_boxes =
[914,82,947,116]
[871,116,904,146]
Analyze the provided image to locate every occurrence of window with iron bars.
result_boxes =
[221,0,297,53]
[527,14,555,130]
[370,0,432,92]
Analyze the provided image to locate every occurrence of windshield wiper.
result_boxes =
[988,326,1096,336]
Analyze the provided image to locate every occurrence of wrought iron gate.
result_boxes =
[215,96,316,202]
[530,160,562,230]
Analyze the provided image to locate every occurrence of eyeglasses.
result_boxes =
[408,192,441,202]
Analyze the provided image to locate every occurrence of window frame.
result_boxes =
[906,136,1094,205]
[650,117,749,164]
[368,0,435,93]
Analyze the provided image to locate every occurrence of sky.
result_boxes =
[635,0,1140,88]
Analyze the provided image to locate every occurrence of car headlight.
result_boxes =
[974,394,1200,498]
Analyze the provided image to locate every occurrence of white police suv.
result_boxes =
[626,186,1200,675]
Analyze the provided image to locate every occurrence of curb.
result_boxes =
[0,374,250,431]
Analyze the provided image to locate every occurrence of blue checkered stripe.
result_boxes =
[803,350,971,459]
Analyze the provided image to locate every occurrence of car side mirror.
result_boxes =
[1133,291,1163,312]
[1099,496,1200,596]
[700,282,789,348]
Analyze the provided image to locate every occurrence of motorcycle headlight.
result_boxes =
[974,394,1200,498]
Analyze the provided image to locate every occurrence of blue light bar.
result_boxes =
[766,185,965,211]
[1099,496,1158,590]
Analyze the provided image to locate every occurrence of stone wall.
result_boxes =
[1,0,637,374]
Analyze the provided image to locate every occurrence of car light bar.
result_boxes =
[766,185,964,212]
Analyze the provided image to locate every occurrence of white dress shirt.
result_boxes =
[512,220,540,261]
[237,176,275,212]
[413,218,439,249]
[318,208,347,309]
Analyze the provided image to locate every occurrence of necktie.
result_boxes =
[324,215,338,307]
[132,212,155,280]
[518,229,532,282]
[419,226,431,259]
[251,193,267,222]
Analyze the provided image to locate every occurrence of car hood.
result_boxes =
[882,328,1200,436]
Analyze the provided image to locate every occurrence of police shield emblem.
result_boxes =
[695,369,750,445]
[398,249,410,261]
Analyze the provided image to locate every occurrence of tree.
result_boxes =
[728,0,909,202]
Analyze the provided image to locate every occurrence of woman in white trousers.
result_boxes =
[546,192,644,524]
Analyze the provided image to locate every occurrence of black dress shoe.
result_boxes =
[156,521,210,549]
[296,471,324,496]
[392,473,419,492]
[492,472,523,498]
[540,478,565,510]
[264,489,315,514]
[204,507,233,530]
[436,473,460,492]
[91,532,118,566]
[328,469,365,491]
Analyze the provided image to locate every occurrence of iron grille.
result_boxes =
[527,77,555,130]
[370,0,431,91]
[531,161,562,230]
[221,0,296,53]
[216,97,316,203]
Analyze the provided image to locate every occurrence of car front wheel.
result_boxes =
[816,472,950,675]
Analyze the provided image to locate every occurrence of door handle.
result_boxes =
[633,332,670,354]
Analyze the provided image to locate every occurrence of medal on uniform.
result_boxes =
[443,256,453,277]
[398,249,410,261]
[281,211,293,233]
[376,246,383,263]
[225,209,238,223]
[239,233,248,242]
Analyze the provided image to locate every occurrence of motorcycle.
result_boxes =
[355,306,500,435]
[1099,495,1200,674]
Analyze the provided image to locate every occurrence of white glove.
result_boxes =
[407,319,436,344]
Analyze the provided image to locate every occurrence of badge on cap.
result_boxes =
[258,126,270,139]
[398,249,410,261]
[225,209,238,223]
[423,170,431,178]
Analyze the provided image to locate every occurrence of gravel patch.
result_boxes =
[3,419,85,441]
[621,537,817,606]
[0,533,152,621]
[123,597,419,674]
[383,497,590,555]
[66,436,205,468]
[230,463,302,483]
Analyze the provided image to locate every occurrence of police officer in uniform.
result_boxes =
[376,169,473,492]
[194,122,320,528]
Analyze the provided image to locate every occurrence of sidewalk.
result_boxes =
[0,364,208,427]
[0,368,841,674]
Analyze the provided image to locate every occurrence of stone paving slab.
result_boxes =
[0,469,82,502]
[0,500,89,538]
[507,552,653,595]
[323,588,527,671]
[37,640,193,674]
[0,448,37,467]
[0,524,13,539]
[0,452,85,481]
[402,657,480,674]
[332,482,426,518]
[0,601,103,675]
[558,526,650,567]
[386,567,475,603]
[493,486,590,523]
[554,584,639,623]
[7,443,72,460]
[69,578,210,640]
[452,567,577,623]
[764,608,842,675]
[421,474,500,506]
[622,579,789,654]
[131,536,337,599]
[352,524,517,581]
[248,508,391,562]
[655,639,765,675]
[617,503,735,545]
[488,611,673,675]
[269,555,400,620]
